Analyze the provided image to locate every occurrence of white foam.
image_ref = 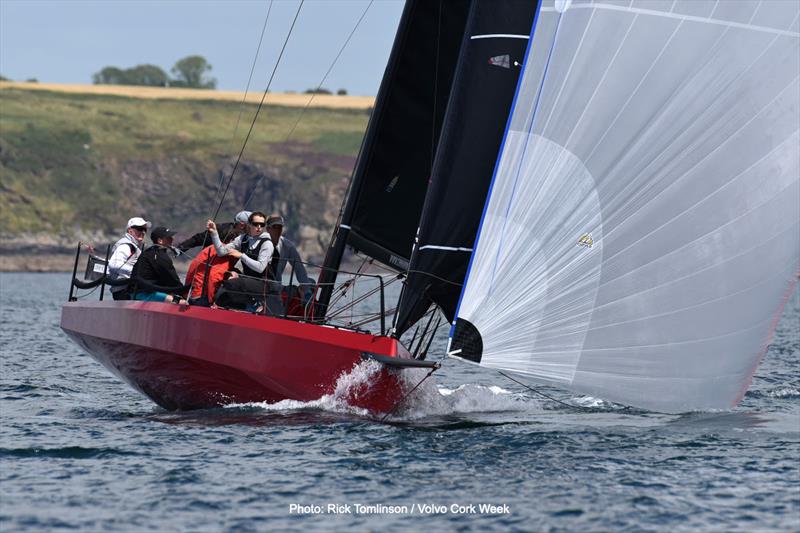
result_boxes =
[768,387,800,399]
[225,360,545,421]
[389,375,538,420]
[224,360,386,417]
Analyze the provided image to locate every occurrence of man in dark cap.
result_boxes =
[131,226,187,303]
[264,214,315,302]
[177,211,251,253]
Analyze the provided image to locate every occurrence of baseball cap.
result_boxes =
[127,217,151,229]
[235,211,252,224]
[151,226,177,242]
[267,215,284,227]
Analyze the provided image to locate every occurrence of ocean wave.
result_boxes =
[0,446,138,459]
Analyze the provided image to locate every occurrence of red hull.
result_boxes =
[60,301,409,412]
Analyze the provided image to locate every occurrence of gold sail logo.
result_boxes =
[577,233,593,248]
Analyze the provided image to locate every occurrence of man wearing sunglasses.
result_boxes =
[207,212,277,311]
[108,216,150,300]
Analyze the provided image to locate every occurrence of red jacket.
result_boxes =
[185,245,237,302]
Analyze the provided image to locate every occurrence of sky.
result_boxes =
[0,0,405,96]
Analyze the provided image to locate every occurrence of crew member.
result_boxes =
[108,216,150,300]
[264,214,315,301]
[131,226,187,303]
[208,212,276,311]
[177,211,251,253]
[184,233,238,306]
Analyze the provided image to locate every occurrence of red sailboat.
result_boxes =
[60,0,535,413]
[63,0,797,415]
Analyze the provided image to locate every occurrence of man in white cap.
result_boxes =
[177,211,251,253]
[108,216,150,300]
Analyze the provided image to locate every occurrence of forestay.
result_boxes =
[450,0,800,412]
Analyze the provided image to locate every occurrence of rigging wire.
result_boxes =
[242,0,376,210]
[326,256,371,309]
[326,284,394,319]
[318,2,380,266]
[380,365,440,422]
[211,0,306,223]
[493,369,595,412]
[418,314,442,360]
[191,0,275,279]
[215,0,275,204]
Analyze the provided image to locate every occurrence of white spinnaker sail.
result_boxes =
[453,0,800,412]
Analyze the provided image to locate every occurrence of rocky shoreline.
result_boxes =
[0,254,79,272]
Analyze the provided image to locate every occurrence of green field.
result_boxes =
[0,88,369,247]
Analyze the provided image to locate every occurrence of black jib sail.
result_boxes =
[393,0,538,335]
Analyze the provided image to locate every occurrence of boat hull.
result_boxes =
[60,301,408,412]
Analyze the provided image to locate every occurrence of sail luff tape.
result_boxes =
[470,34,530,40]
[418,245,474,252]
[540,3,800,38]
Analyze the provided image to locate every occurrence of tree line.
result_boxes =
[93,55,216,89]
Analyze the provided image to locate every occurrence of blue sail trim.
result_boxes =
[448,1,543,343]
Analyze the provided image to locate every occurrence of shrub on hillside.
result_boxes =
[93,64,168,87]
[92,55,215,89]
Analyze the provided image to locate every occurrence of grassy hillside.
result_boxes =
[0,86,371,265]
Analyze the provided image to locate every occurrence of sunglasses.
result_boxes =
[131,226,148,232]
[250,221,266,228]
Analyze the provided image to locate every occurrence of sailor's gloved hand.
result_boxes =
[303,287,314,303]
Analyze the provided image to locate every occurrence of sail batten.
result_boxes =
[451,0,800,412]
[470,34,530,40]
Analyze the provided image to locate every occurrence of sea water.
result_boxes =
[1,273,798,531]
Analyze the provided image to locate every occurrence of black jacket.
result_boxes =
[132,245,183,291]
[178,222,239,252]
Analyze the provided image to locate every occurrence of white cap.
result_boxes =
[127,217,151,229]
[235,211,252,224]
